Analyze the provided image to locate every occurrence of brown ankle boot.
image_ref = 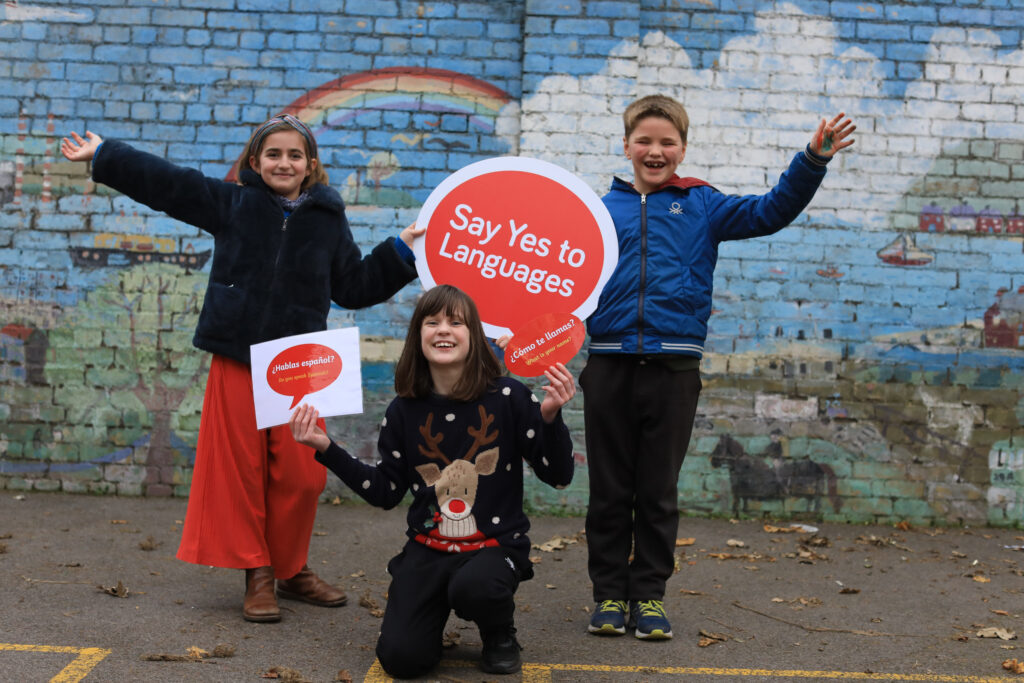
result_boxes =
[243,566,281,622]
[277,565,347,607]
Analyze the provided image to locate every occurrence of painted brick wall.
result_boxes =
[1,0,1022,527]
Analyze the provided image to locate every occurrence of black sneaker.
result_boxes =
[480,625,522,674]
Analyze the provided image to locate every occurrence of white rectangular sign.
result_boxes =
[250,327,363,430]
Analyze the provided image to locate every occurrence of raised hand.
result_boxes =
[399,221,427,249]
[809,113,856,158]
[288,404,331,453]
[539,362,576,424]
[60,131,104,162]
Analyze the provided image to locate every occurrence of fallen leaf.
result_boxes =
[442,630,461,648]
[97,580,129,598]
[676,537,696,546]
[358,592,384,618]
[839,587,861,594]
[186,646,209,660]
[894,520,912,531]
[212,644,235,657]
[1004,659,1024,674]
[977,627,1017,640]
[533,535,577,552]
[706,551,774,562]
[972,575,992,584]
[679,588,703,595]
[138,536,161,551]
[529,556,542,564]
[110,519,128,525]
[262,666,309,682]
[699,629,730,642]
[0,543,6,554]
[335,670,354,683]
[350,570,365,578]
[697,637,716,647]
[763,524,801,533]
[726,539,746,548]
[312,531,327,537]
[330,496,342,505]
[992,610,1011,617]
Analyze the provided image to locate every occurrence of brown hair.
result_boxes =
[394,285,502,401]
[623,95,689,144]
[237,115,329,191]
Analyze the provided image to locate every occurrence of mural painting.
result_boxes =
[1,1,1022,526]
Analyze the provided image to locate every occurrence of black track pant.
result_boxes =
[581,354,702,602]
[376,542,520,679]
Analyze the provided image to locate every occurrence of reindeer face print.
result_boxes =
[414,406,499,540]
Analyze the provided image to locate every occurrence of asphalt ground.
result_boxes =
[0,492,1022,683]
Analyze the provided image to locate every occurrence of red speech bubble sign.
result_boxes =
[266,343,343,409]
[415,157,618,338]
[504,312,586,378]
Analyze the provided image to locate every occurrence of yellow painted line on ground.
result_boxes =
[365,659,1007,682]
[0,643,111,683]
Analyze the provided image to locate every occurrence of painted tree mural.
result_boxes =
[51,264,207,495]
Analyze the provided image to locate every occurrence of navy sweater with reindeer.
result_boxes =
[315,376,574,577]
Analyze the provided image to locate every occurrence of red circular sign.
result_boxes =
[504,312,586,377]
[415,157,618,337]
[266,343,343,408]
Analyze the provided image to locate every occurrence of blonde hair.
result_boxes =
[623,95,689,144]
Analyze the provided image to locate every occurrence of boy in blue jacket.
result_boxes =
[580,95,855,640]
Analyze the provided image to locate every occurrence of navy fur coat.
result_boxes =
[92,140,417,364]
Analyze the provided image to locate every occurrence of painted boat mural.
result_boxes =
[70,233,211,270]
[876,234,934,266]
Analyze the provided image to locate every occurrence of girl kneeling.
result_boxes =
[290,284,576,677]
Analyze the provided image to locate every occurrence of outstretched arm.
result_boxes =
[539,362,576,424]
[60,131,104,162]
[809,113,856,158]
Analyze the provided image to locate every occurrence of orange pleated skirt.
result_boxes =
[176,354,327,579]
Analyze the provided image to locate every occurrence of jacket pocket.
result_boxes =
[196,282,246,342]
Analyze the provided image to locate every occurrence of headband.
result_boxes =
[249,114,318,161]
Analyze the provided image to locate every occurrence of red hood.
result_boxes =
[659,175,711,191]
[621,175,711,192]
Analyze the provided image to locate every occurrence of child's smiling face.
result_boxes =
[624,116,686,195]
[249,129,314,200]
[421,310,469,373]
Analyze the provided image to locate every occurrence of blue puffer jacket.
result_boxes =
[587,148,829,358]
[92,140,417,364]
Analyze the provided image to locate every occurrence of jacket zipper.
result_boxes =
[637,193,647,352]
[256,211,290,338]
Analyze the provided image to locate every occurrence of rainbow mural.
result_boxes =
[226,67,514,207]
[287,67,511,134]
